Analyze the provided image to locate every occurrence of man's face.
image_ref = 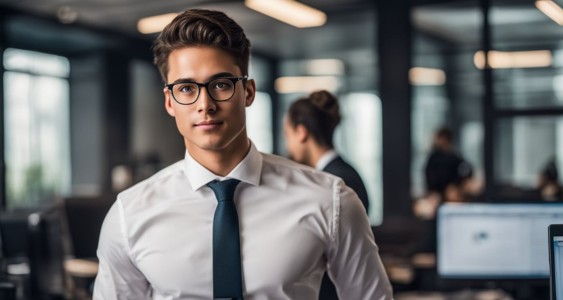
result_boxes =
[164,46,255,156]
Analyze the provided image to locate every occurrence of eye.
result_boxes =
[212,79,233,90]
[177,84,197,94]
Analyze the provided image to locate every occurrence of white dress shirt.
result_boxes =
[94,143,392,300]
[315,150,339,171]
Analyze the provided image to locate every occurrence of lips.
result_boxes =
[195,119,223,130]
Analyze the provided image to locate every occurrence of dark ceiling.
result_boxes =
[0,0,561,87]
[2,0,560,58]
[0,0,376,60]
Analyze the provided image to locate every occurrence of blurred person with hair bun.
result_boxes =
[284,90,371,300]
[284,90,369,213]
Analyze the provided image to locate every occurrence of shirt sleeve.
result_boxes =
[326,180,393,300]
[93,199,151,300]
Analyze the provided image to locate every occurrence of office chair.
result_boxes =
[0,212,33,300]
[0,210,65,300]
[27,209,66,300]
[58,194,115,299]
[0,281,16,300]
[0,212,30,270]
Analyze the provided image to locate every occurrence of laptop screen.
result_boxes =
[438,203,563,278]
[550,225,563,300]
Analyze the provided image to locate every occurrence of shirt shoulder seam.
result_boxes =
[331,179,341,243]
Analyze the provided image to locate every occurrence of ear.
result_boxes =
[244,79,256,107]
[295,124,309,143]
[163,87,176,117]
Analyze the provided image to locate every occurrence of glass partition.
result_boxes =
[4,48,71,208]
[411,1,484,199]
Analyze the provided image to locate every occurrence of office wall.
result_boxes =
[130,60,184,173]
[70,51,131,195]
[70,54,104,195]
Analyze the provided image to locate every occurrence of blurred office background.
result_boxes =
[0,0,562,299]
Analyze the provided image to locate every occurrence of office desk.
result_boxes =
[395,289,513,300]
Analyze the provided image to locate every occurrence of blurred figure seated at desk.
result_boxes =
[537,159,562,202]
[415,127,479,220]
[413,128,479,256]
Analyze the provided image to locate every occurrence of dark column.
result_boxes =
[70,51,131,195]
[266,59,280,155]
[0,11,5,209]
[481,0,494,199]
[377,0,413,218]
[70,53,104,195]
[102,52,131,192]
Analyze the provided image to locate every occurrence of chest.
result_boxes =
[129,198,329,297]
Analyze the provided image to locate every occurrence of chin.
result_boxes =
[185,137,223,151]
[197,141,228,151]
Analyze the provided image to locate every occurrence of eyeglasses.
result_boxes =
[165,75,248,105]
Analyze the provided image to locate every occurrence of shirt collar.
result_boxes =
[184,142,263,191]
[315,149,339,170]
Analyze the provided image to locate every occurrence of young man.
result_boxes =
[94,9,392,299]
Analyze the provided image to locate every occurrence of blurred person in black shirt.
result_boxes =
[537,159,563,202]
[424,127,473,203]
[413,127,474,255]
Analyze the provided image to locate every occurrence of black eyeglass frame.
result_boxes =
[165,75,248,105]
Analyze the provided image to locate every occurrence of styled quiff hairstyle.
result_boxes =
[287,90,341,148]
[152,9,251,82]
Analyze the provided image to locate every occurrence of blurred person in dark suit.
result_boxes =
[284,90,370,214]
[284,90,370,300]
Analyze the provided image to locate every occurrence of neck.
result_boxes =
[306,142,332,168]
[187,138,251,177]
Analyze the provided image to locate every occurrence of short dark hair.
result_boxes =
[152,9,251,82]
[542,160,559,182]
[287,90,341,148]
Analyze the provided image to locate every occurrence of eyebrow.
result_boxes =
[170,72,236,84]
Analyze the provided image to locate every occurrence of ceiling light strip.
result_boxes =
[535,0,563,25]
[245,0,326,28]
[138,13,179,34]
[409,67,446,86]
[275,76,339,93]
[474,50,553,69]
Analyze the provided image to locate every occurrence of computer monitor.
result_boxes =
[437,203,563,279]
[549,224,563,300]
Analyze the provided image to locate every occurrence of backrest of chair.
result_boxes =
[0,212,30,262]
[60,194,115,259]
[27,208,65,298]
[0,281,16,300]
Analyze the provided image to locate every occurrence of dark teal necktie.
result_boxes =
[207,179,243,300]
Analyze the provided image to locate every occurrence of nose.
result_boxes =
[196,86,216,113]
